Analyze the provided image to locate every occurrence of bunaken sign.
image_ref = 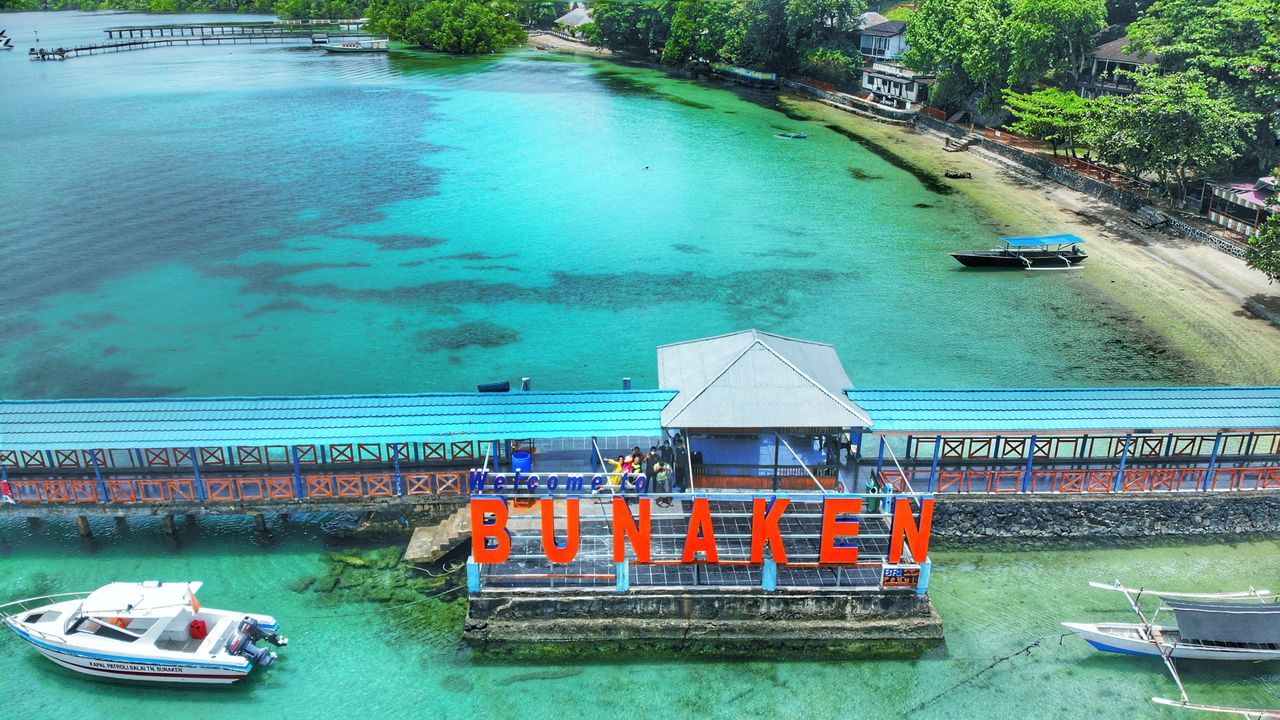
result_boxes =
[467,471,934,569]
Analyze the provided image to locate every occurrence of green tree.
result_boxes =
[1084,69,1260,200]
[401,0,525,53]
[726,0,792,71]
[903,0,1013,113]
[583,0,674,55]
[800,46,859,85]
[1005,0,1106,88]
[1127,0,1280,170]
[1246,212,1280,284]
[784,0,864,56]
[662,0,735,66]
[1003,86,1091,156]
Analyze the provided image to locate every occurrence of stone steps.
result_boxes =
[403,505,471,563]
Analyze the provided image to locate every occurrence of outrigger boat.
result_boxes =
[775,132,807,139]
[1065,580,1280,718]
[1,581,287,684]
[950,233,1087,269]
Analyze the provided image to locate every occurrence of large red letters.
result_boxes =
[750,497,790,563]
[682,497,720,563]
[612,497,652,563]
[889,497,934,564]
[819,497,863,564]
[540,498,580,564]
[470,497,511,563]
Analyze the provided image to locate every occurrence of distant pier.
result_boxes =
[28,21,381,61]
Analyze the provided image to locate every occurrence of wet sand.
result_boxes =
[786,96,1280,386]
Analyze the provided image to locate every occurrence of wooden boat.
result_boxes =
[944,171,971,179]
[1,581,287,684]
[950,233,1087,269]
[775,132,807,139]
[1065,580,1280,717]
[322,38,389,53]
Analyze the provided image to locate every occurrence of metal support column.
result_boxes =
[90,450,109,503]
[615,561,630,593]
[916,559,932,596]
[1021,435,1037,493]
[190,447,206,501]
[928,435,942,492]
[467,558,482,593]
[1114,433,1133,492]
[393,443,404,496]
[1202,432,1224,491]
[762,557,778,591]
[772,432,781,493]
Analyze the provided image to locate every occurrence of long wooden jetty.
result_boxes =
[29,31,384,61]
[101,21,356,40]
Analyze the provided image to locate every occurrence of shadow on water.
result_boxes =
[823,124,955,195]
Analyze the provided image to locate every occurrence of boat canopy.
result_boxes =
[79,581,202,619]
[1164,598,1280,645]
[999,234,1085,247]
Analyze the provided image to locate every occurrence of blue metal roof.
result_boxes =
[846,387,1280,433]
[1000,234,1084,247]
[0,390,676,450]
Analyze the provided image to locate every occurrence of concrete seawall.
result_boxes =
[932,491,1280,547]
[466,589,944,659]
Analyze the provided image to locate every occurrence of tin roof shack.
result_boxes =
[657,329,872,491]
[1205,176,1276,237]
[1078,35,1157,99]
[862,61,933,109]
[554,4,593,38]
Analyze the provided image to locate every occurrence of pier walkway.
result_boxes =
[29,21,381,61]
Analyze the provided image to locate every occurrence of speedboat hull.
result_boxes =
[24,638,250,684]
[951,249,1088,269]
[1062,622,1280,661]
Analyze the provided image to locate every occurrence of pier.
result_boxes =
[28,21,383,61]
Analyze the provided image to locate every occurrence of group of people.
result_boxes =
[603,441,684,507]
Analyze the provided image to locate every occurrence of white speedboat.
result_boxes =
[1,581,287,684]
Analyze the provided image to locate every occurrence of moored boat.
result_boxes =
[322,37,388,53]
[775,132,807,139]
[1,581,288,684]
[950,233,1087,269]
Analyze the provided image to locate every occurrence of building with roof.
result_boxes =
[1078,35,1157,99]
[861,60,932,109]
[554,4,593,38]
[859,19,907,60]
[1204,176,1276,237]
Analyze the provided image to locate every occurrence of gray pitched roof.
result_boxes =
[1092,36,1156,64]
[862,20,906,37]
[657,330,872,430]
[555,7,593,28]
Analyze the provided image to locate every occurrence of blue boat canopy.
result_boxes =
[1000,234,1085,247]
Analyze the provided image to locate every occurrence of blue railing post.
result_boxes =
[616,561,630,593]
[394,443,405,496]
[90,449,109,503]
[290,445,304,499]
[916,559,932,596]
[1202,432,1224,491]
[1021,435,1037,493]
[762,556,778,591]
[189,447,206,501]
[466,557,482,593]
[1114,434,1133,492]
[875,436,886,476]
[928,435,942,491]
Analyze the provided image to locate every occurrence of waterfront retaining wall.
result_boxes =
[466,589,943,659]
[932,491,1280,547]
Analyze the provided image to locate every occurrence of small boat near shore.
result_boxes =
[1,581,287,684]
[322,37,389,53]
[775,132,807,139]
[950,233,1087,269]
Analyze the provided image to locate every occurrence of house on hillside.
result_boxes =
[1078,36,1157,99]
[1204,177,1276,237]
[859,20,908,60]
[861,60,933,109]
[555,4,593,38]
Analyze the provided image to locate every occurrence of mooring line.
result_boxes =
[904,633,1072,717]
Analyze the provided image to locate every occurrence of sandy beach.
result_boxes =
[785,96,1280,386]
[526,31,612,57]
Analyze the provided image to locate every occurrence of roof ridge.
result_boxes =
[663,338,762,425]
[753,341,871,425]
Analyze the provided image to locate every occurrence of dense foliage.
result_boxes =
[366,0,524,52]
[0,0,361,16]
[903,0,1106,115]
[1247,210,1280,284]
[1003,87,1089,156]
[585,0,866,78]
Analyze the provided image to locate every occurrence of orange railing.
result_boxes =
[881,465,1280,494]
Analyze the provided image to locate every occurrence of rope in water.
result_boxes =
[903,632,1074,717]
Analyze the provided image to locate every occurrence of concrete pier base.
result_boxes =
[253,513,268,533]
[162,515,177,535]
[114,516,129,531]
[76,515,92,539]
[465,589,943,659]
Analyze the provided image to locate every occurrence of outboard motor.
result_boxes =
[226,617,288,667]
[238,616,289,647]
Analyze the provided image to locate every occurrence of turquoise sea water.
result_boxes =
[2,12,1278,720]
[0,12,1201,399]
